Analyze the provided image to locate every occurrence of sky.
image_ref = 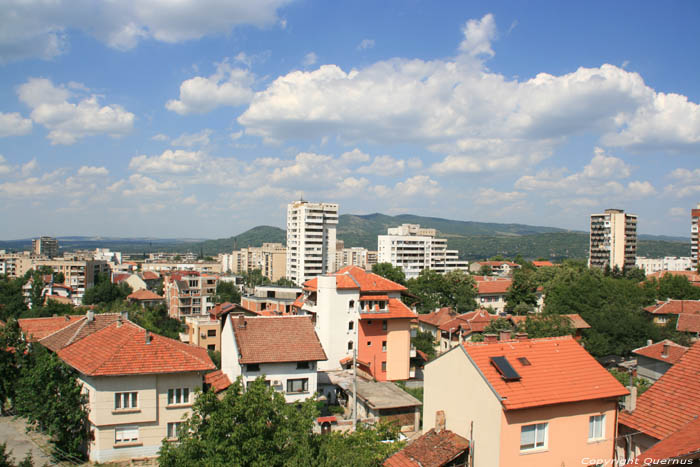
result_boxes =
[1,1,699,240]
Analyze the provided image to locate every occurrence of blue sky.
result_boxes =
[1,0,699,239]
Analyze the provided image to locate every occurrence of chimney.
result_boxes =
[624,386,637,412]
[646,339,652,347]
[238,314,247,329]
[662,342,669,358]
[117,315,123,327]
[145,330,152,344]
[64,315,70,321]
[484,333,498,343]
[499,330,512,341]
[120,310,129,322]
[86,310,94,322]
[435,410,446,432]
[515,332,528,341]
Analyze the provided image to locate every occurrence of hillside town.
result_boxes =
[1,200,699,466]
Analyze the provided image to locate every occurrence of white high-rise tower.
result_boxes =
[286,200,339,285]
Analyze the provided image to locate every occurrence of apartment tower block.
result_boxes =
[589,209,637,270]
[692,203,700,270]
[286,200,339,285]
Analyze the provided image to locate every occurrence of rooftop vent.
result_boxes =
[517,357,531,366]
[491,356,521,382]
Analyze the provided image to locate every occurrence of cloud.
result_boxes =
[152,133,169,142]
[172,129,213,147]
[122,174,178,197]
[182,195,198,205]
[0,112,32,137]
[358,39,375,50]
[0,0,292,63]
[474,188,524,205]
[582,147,631,178]
[77,166,109,176]
[0,155,11,175]
[357,155,406,175]
[129,149,205,174]
[664,168,700,198]
[302,52,318,66]
[374,175,440,198]
[17,77,134,145]
[166,60,255,115]
[21,158,38,176]
[669,207,686,217]
[459,13,497,57]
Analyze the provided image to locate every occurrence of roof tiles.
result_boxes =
[359,298,416,320]
[633,340,688,364]
[18,315,85,341]
[384,429,469,467]
[303,266,407,293]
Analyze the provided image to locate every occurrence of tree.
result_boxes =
[411,329,436,360]
[608,368,651,395]
[82,273,132,305]
[505,269,539,313]
[241,269,271,289]
[314,423,403,466]
[208,350,221,369]
[478,264,492,276]
[652,274,700,300]
[0,276,28,321]
[371,263,406,286]
[130,305,183,339]
[0,319,27,413]
[15,346,88,460]
[406,269,476,314]
[520,314,575,338]
[273,277,297,288]
[215,280,241,304]
[483,318,514,334]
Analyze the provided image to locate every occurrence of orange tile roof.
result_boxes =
[509,313,590,330]
[647,270,700,284]
[204,370,232,393]
[619,340,700,440]
[359,298,416,320]
[112,273,131,284]
[677,314,700,333]
[439,309,499,334]
[476,279,512,295]
[359,295,389,301]
[633,340,688,364]
[231,315,327,364]
[39,313,123,352]
[57,321,214,376]
[476,261,519,268]
[532,260,554,267]
[142,271,160,280]
[18,315,84,341]
[644,300,700,315]
[127,289,164,301]
[417,307,458,327]
[463,336,628,410]
[384,428,469,467]
[303,266,407,293]
[638,417,700,464]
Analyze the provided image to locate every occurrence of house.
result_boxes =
[617,340,700,462]
[632,339,688,383]
[220,315,327,403]
[294,266,416,382]
[437,309,502,352]
[240,285,302,315]
[676,313,700,341]
[343,380,421,433]
[424,336,628,467]
[646,270,700,286]
[163,271,218,319]
[474,278,544,314]
[126,289,165,308]
[384,411,469,467]
[644,299,700,325]
[18,311,215,463]
[469,261,521,276]
[112,273,147,292]
[507,313,590,341]
[417,307,459,339]
[531,260,554,268]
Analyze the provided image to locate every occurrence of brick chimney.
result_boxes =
[515,332,528,341]
[238,314,247,329]
[499,330,512,341]
[662,342,669,358]
[624,386,637,412]
[484,333,498,343]
[435,410,446,432]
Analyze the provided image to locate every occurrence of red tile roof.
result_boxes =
[57,321,214,376]
[633,340,688,364]
[644,300,700,315]
[439,309,499,334]
[204,370,232,393]
[509,313,590,330]
[384,428,469,467]
[532,260,554,267]
[677,314,700,333]
[231,315,327,364]
[417,307,458,327]
[209,302,252,318]
[476,261,519,268]
[638,417,700,464]
[127,289,164,301]
[463,336,628,410]
[38,313,123,352]
[476,279,512,295]
[18,315,84,341]
[359,298,416,320]
[619,340,700,440]
[303,266,406,293]
[112,273,131,284]
[142,271,160,280]
[647,270,700,284]
[359,295,389,301]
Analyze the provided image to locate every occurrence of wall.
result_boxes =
[423,346,503,467]
[315,277,358,372]
[386,319,410,381]
[358,318,388,380]
[635,355,671,382]
[241,361,318,404]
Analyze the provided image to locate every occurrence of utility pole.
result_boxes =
[352,344,358,430]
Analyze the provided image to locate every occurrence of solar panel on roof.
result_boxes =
[491,356,521,381]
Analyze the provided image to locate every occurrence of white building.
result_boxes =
[589,209,637,270]
[635,256,693,275]
[286,200,339,285]
[220,314,327,403]
[377,224,468,279]
[692,203,699,270]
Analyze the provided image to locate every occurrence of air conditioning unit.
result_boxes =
[272,380,282,386]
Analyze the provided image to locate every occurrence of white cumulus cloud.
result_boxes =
[0,112,32,137]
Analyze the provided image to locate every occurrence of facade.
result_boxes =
[31,257,110,304]
[222,243,287,281]
[335,246,374,271]
[286,200,339,285]
[377,224,468,279]
[293,266,415,381]
[163,271,218,319]
[141,261,222,274]
[589,208,637,270]
[632,340,688,383]
[469,261,520,276]
[184,315,222,351]
[693,203,700,271]
[240,285,302,315]
[423,336,628,467]
[18,311,214,463]
[0,251,31,277]
[32,236,59,258]
[635,256,693,275]
[220,315,327,403]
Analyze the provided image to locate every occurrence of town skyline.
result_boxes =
[1,1,699,239]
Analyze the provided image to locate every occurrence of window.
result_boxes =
[115,426,139,444]
[520,423,547,451]
[246,363,260,372]
[296,361,310,369]
[114,392,138,410]
[367,341,371,346]
[207,329,216,337]
[167,422,182,440]
[349,300,355,309]
[381,361,386,372]
[382,320,387,330]
[207,344,216,351]
[167,388,190,405]
[589,415,605,441]
[382,341,387,352]
[287,378,309,393]
[348,321,354,331]
[348,341,353,351]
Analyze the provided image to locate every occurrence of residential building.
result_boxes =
[32,236,59,258]
[141,261,222,275]
[18,311,215,463]
[635,256,693,275]
[30,257,110,304]
[469,261,521,276]
[0,251,31,277]
[220,315,327,403]
[424,336,628,467]
[417,307,459,340]
[644,300,700,326]
[113,273,148,292]
[286,200,339,285]
[531,260,554,268]
[240,285,302,315]
[163,271,218,319]
[617,341,700,463]
[693,203,700,271]
[645,269,700,287]
[126,289,165,308]
[437,309,502,352]
[184,315,221,352]
[377,224,468,279]
[589,208,637,270]
[293,266,415,381]
[222,243,287,282]
[508,314,590,342]
[335,246,374,271]
[632,339,688,383]
[344,380,421,432]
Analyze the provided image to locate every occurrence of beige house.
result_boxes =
[19,311,214,463]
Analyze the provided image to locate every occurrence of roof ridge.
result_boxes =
[67,321,139,374]
[150,332,211,367]
[39,316,85,342]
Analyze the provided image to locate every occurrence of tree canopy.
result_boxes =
[371,263,406,286]
[215,280,241,304]
[82,273,132,305]
[406,269,476,314]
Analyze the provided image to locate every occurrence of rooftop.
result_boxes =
[508,313,591,330]
[384,428,469,467]
[303,266,407,293]
[359,298,416,320]
[17,315,83,341]
[644,300,700,315]
[677,314,700,334]
[633,339,688,364]
[204,369,232,393]
[127,289,164,301]
[417,307,458,327]
[476,279,512,295]
[352,380,421,410]
[637,417,700,465]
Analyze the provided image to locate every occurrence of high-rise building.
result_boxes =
[32,236,58,258]
[589,209,637,270]
[286,200,339,285]
[222,243,287,281]
[377,224,469,279]
[692,203,700,270]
